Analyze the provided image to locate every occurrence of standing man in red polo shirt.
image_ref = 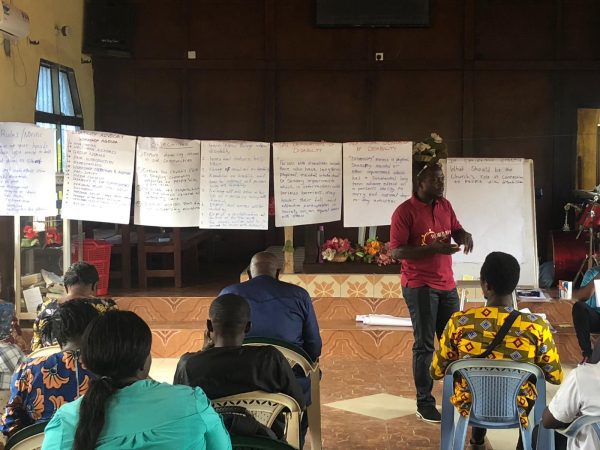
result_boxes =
[390,161,473,423]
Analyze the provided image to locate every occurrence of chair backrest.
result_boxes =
[243,337,316,376]
[27,344,61,359]
[212,390,302,450]
[231,434,297,449]
[447,359,544,426]
[557,414,600,441]
[5,421,48,450]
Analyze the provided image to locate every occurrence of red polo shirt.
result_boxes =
[390,194,463,291]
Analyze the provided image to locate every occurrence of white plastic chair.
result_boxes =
[212,391,302,450]
[243,337,322,450]
[440,359,554,450]
[556,414,600,441]
[27,344,61,359]
[4,421,47,450]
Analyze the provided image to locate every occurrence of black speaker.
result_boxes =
[82,0,133,57]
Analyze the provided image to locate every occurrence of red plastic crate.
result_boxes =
[71,239,112,296]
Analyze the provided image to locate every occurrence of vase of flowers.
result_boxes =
[321,237,353,263]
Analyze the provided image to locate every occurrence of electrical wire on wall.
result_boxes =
[11,40,27,87]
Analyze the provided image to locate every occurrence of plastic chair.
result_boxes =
[212,391,303,450]
[556,414,600,441]
[243,337,322,450]
[440,359,554,450]
[5,420,48,450]
[231,435,297,449]
[27,344,61,359]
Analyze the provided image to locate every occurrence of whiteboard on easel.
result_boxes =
[444,158,538,287]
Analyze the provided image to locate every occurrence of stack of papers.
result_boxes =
[356,314,413,327]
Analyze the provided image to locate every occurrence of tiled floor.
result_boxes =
[150,357,571,450]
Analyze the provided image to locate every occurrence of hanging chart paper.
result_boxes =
[199,140,270,230]
[0,123,56,216]
[62,131,136,224]
[134,137,201,227]
[343,141,412,227]
[273,142,342,227]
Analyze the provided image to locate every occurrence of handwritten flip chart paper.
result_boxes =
[62,131,136,224]
[273,142,342,227]
[199,141,270,230]
[343,141,412,227]
[134,137,201,227]
[0,123,55,216]
[445,158,525,263]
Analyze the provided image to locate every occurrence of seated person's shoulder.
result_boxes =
[277,280,310,297]
[87,297,118,312]
[242,344,282,359]
[177,351,203,365]
[36,299,59,319]
[518,310,551,330]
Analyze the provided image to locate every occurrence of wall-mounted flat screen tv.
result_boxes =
[316,0,430,27]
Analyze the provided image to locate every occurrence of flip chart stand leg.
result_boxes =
[358,227,366,246]
[283,226,294,274]
[368,226,377,241]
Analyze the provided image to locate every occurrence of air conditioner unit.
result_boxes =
[0,1,30,40]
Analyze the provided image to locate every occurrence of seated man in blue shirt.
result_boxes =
[571,266,600,363]
[219,251,322,441]
[219,251,322,364]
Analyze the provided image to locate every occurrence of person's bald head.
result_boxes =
[249,251,279,278]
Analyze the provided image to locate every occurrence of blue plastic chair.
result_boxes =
[557,414,600,441]
[440,359,554,450]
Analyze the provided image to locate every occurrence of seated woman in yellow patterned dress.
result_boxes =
[430,251,563,450]
[1,300,101,436]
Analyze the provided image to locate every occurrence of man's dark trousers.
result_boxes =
[572,301,600,358]
[402,285,459,407]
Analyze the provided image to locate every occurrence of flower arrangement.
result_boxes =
[413,132,448,164]
[353,238,382,263]
[321,237,399,266]
[374,242,399,266]
[45,227,62,246]
[321,237,353,262]
[21,225,39,248]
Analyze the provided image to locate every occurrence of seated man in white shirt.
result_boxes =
[543,362,600,450]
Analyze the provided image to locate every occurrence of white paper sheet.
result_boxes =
[273,142,342,227]
[343,142,412,227]
[0,123,56,216]
[594,280,600,308]
[23,287,43,313]
[199,141,270,230]
[356,314,413,327]
[446,158,525,262]
[134,137,201,227]
[62,131,136,224]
